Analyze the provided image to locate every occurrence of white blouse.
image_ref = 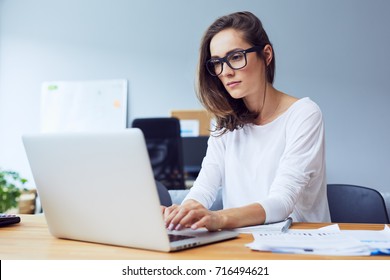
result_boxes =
[183,97,331,223]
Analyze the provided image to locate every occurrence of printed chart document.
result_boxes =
[247,224,390,256]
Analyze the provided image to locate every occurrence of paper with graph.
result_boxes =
[247,224,390,256]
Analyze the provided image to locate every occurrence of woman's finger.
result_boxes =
[166,205,193,230]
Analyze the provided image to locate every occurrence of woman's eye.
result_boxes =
[211,60,220,66]
[229,53,244,62]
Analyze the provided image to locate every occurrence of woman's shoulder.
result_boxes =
[283,97,324,133]
[286,97,323,117]
[271,93,321,122]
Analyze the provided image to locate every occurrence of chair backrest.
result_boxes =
[132,117,186,190]
[327,184,390,223]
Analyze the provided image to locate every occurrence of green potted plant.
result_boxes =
[0,169,28,213]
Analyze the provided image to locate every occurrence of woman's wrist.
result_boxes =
[182,199,202,207]
[216,203,266,229]
[215,210,231,229]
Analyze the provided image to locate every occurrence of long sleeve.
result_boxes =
[259,102,329,223]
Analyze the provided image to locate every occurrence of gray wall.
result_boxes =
[1,0,389,193]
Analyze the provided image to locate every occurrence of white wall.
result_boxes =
[1,0,390,192]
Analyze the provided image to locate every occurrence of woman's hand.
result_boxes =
[163,199,224,232]
[163,201,266,231]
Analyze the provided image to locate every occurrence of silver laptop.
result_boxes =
[22,129,238,252]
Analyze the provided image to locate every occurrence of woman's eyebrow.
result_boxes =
[210,48,244,59]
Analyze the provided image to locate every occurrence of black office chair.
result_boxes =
[132,117,186,190]
[327,184,390,223]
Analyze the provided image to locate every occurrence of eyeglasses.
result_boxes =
[205,46,262,76]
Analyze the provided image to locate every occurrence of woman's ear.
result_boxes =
[262,44,273,66]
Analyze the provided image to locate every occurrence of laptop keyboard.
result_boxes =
[168,233,195,242]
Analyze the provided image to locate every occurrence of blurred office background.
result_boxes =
[0,0,389,194]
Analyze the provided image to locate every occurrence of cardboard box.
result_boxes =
[171,110,212,136]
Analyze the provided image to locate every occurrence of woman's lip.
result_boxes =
[227,81,241,87]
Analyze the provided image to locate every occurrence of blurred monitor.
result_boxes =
[182,136,209,179]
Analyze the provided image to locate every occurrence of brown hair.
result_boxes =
[197,11,275,134]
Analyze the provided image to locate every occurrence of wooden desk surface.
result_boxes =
[1,215,389,260]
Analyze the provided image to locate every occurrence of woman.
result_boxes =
[164,11,330,231]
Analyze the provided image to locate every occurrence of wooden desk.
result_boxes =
[1,215,389,260]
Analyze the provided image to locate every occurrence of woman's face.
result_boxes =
[209,28,266,102]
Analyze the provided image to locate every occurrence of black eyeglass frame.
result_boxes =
[205,46,263,76]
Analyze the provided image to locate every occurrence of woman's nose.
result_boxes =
[220,62,234,77]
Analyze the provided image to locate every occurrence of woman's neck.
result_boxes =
[244,84,283,125]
